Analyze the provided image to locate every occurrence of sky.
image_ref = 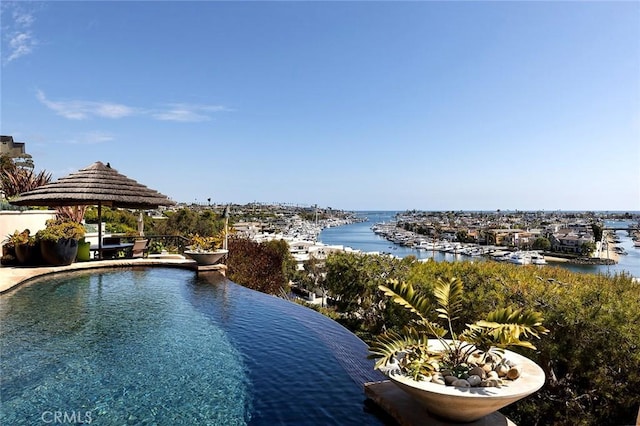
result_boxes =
[1,1,639,211]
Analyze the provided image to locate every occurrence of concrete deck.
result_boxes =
[0,257,199,294]
[365,381,516,426]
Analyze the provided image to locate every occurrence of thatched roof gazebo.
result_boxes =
[10,161,175,259]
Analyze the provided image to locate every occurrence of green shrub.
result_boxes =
[35,219,85,241]
[320,253,639,425]
[402,261,639,425]
[149,240,165,254]
[226,237,293,295]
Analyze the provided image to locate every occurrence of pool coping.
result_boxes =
[0,258,199,294]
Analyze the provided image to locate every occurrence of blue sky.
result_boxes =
[2,1,639,211]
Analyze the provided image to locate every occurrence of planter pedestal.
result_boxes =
[365,380,517,426]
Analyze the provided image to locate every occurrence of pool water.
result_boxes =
[0,268,386,425]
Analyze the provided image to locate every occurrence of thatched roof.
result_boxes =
[10,161,175,209]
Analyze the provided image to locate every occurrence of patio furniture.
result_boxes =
[89,243,134,259]
[10,161,175,260]
[129,239,149,258]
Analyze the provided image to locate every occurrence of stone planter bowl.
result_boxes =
[184,249,228,265]
[386,340,545,422]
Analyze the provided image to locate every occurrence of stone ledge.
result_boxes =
[0,258,197,294]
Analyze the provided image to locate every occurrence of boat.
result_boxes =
[507,252,530,265]
[414,240,434,250]
[530,252,547,265]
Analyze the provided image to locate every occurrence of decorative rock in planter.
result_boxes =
[184,249,228,266]
[383,340,545,423]
[40,238,79,266]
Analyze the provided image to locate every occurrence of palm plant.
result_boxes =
[368,277,549,381]
[55,205,88,223]
[1,165,52,198]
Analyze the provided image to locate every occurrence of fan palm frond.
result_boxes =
[462,307,549,350]
[368,328,429,369]
[368,327,442,379]
[433,277,464,322]
[378,279,433,323]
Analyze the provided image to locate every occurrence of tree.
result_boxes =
[149,208,223,237]
[85,207,138,234]
[579,241,597,257]
[532,237,551,251]
[455,230,469,243]
[226,237,292,295]
[324,252,415,337]
[591,222,604,242]
[300,255,327,306]
[263,239,297,285]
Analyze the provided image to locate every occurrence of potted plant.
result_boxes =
[4,229,40,265]
[76,237,91,262]
[184,232,228,265]
[36,219,85,266]
[368,277,549,422]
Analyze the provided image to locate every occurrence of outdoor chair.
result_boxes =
[129,239,149,258]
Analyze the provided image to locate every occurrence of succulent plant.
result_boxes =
[35,219,85,242]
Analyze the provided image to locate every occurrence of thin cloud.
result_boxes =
[36,90,231,122]
[65,131,115,145]
[8,32,34,62]
[2,3,38,63]
[152,104,230,122]
[36,90,138,120]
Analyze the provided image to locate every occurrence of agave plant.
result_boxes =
[368,277,549,381]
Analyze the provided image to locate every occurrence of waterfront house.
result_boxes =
[549,232,594,254]
[486,229,520,246]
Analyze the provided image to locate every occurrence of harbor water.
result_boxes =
[318,212,640,278]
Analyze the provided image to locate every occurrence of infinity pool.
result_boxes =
[0,268,386,425]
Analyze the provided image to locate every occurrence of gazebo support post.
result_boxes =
[97,203,102,260]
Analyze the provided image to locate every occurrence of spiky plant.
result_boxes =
[368,277,549,380]
[1,166,52,198]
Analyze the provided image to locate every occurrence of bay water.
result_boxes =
[318,211,640,278]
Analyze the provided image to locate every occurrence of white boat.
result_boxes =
[414,240,434,250]
[507,252,530,265]
[530,252,547,265]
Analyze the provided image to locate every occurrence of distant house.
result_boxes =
[233,221,262,238]
[290,240,316,256]
[1,135,26,157]
[503,230,535,248]
[486,229,519,246]
[309,244,350,260]
[549,233,594,253]
[288,242,349,271]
